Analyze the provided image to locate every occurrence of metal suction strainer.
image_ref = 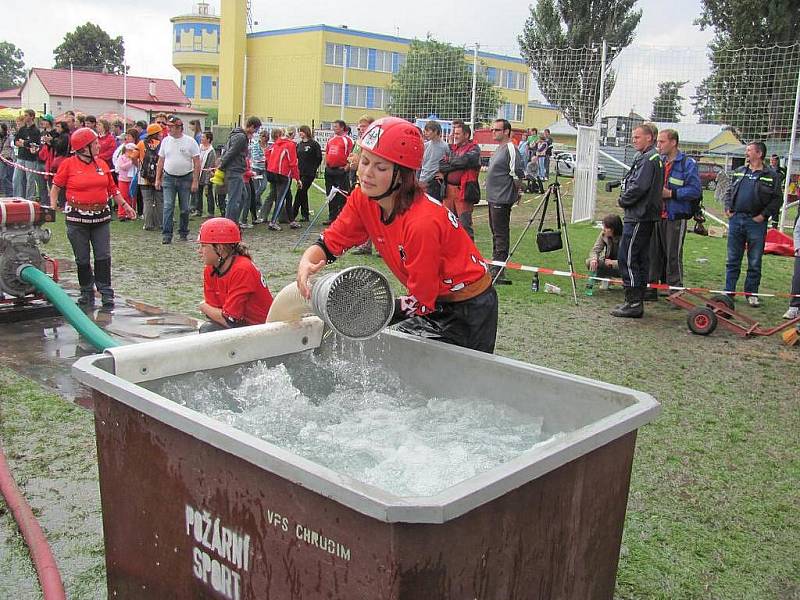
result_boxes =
[310,267,395,340]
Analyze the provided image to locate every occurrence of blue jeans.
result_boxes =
[537,158,547,180]
[224,172,246,223]
[12,159,44,201]
[162,172,192,240]
[0,160,13,196]
[725,212,768,294]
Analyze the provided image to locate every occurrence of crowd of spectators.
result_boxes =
[0,108,797,336]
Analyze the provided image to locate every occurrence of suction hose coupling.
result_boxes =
[267,267,394,340]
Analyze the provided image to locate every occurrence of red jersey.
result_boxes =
[266,137,299,180]
[97,133,117,163]
[321,188,488,315]
[203,256,273,326]
[324,134,353,168]
[53,156,118,206]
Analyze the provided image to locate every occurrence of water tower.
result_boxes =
[170,2,221,110]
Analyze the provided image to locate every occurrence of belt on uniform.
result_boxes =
[67,200,109,212]
[438,272,491,303]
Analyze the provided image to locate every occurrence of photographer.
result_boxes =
[13,108,44,202]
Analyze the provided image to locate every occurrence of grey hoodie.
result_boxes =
[220,127,248,174]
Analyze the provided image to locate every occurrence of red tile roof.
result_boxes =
[0,87,21,99]
[30,68,189,105]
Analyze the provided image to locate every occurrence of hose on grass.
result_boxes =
[0,445,66,600]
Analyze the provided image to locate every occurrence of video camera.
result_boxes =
[605,179,622,193]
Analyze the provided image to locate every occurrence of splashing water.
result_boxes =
[147,347,556,497]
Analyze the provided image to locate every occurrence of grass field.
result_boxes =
[1,178,798,599]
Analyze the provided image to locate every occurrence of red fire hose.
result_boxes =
[0,445,66,600]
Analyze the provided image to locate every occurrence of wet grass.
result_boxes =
[1,178,798,599]
[0,369,105,599]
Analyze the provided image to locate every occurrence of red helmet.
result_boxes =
[70,127,98,152]
[197,217,241,244]
[359,117,423,170]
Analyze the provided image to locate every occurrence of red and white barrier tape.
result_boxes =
[489,260,800,299]
[0,155,53,177]
[2,153,224,178]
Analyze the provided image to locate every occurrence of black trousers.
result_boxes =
[324,167,350,221]
[394,286,498,353]
[488,202,512,261]
[292,173,315,220]
[618,221,654,289]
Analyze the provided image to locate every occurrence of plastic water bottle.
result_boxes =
[531,273,540,292]
[586,271,596,296]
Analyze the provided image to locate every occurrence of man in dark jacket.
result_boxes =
[724,141,782,306]
[221,116,261,223]
[612,123,664,318]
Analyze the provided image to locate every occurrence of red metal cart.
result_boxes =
[666,290,800,338]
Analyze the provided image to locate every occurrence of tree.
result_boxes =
[386,38,502,126]
[691,0,800,140]
[0,41,25,89]
[53,23,125,74]
[518,0,641,127]
[650,80,688,122]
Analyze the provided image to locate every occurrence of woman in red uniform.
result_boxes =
[197,217,273,333]
[49,127,136,307]
[296,117,498,353]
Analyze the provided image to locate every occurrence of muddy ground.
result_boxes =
[1,183,798,599]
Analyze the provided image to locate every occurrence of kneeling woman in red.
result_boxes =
[296,117,498,353]
[197,217,273,333]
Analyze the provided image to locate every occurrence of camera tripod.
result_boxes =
[492,175,579,305]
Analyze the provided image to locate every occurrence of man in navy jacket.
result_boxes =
[647,128,702,296]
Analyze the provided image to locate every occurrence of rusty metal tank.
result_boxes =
[72,317,659,599]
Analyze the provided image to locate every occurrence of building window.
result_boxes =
[325,43,346,66]
[324,82,342,106]
[184,75,195,98]
[501,69,526,91]
[349,46,369,69]
[201,76,213,100]
[498,102,524,123]
[323,82,385,109]
[374,49,393,72]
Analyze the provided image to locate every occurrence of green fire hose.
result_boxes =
[19,265,120,352]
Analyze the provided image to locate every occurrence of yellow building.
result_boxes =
[170,2,220,110]
[242,25,531,128]
[179,0,533,128]
[523,101,562,132]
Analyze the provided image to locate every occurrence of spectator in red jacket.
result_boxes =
[264,129,301,231]
[96,119,118,169]
[323,119,353,223]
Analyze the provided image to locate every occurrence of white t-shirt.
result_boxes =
[158,134,200,176]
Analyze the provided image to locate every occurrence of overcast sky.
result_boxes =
[6,0,716,119]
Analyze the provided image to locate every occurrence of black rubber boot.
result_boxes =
[94,258,114,308]
[611,288,644,318]
[76,263,95,306]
